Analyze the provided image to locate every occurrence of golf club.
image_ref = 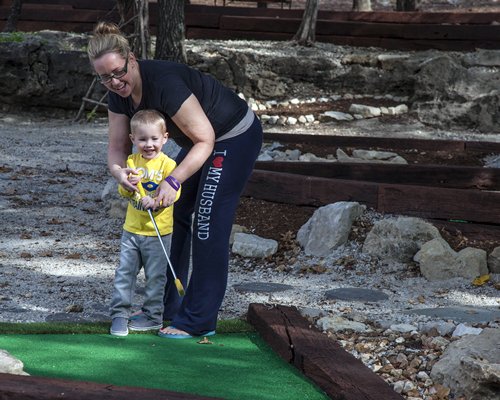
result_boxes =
[126,159,185,296]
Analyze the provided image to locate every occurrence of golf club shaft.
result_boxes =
[146,208,179,282]
[126,159,184,294]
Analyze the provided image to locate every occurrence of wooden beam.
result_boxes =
[316,34,500,51]
[378,183,500,224]
[254,161,500,190]
[185,13,220,28]
[329,11,500,25]
[0,0,116,10]
[218,15,500,40]
[430,219,500,243]
[186,27,292,41]
[245,169,500,224]
[244,170,380,208]
[465,141,500,153]
[0,373,222,400]
[247,303,404,400]
[262,132,470,152]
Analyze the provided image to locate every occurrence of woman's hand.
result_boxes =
[153,180,178,209]
[113,166,138,192]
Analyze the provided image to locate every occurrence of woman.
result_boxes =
[88,22,263,338]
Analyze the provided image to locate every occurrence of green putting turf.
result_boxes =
[0,332,328,400]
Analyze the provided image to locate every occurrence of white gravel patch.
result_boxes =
[0,113,498,328]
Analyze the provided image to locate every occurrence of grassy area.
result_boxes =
[0,318,254,335]
[0,319,329,400]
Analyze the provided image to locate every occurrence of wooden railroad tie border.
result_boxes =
[243,169,500,225]
[2,2,500,50]
[261,132,500,154]
[247,303,404,400]
[0,372,223,400]
[254,161,500,191]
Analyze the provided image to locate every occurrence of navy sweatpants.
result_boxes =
[163,116,263,335]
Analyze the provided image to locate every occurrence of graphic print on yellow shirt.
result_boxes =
[118,152,180,236]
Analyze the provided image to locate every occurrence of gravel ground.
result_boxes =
[1,103,499,399]
[0,111,498,326]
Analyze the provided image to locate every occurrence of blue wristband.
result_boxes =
[165,175,180,191]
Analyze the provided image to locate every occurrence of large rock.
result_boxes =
[0,31,101,112]
[0,349,29,375]
[431,328,500,400]
[297,201,365,257]
[412,51,500,132]
[414,238,488,281]
[232,232,278,258]
[362,216,441,263]
[457,247,488,278]
[488,246,500,274]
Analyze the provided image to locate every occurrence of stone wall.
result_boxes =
[0,31,498,132]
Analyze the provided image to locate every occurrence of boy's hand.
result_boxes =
[140,195,155,210]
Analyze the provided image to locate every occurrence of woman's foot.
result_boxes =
[158,325,216,339]
[159,326,191,337]
[158,325,194,339]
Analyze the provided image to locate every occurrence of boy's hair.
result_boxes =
[130,110,167,135]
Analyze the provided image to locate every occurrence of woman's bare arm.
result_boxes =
[107,110,135,191]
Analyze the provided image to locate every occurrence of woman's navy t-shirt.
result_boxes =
[107,59,249,148]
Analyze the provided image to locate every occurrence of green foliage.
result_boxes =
[86,109,98,122]
[0,31,25,43]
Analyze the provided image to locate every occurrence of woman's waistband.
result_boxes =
[216,107,255,142]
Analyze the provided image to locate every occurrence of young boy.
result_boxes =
[110,109,181,336]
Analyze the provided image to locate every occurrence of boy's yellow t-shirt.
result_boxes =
[118,152,180,236]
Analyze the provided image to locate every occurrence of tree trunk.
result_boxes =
[116,0,133,25]
[396,0,420,11]
[352,0,372,12]
[292,0,319,46]
[115,1,150,59]
[155,0,186,63]
[3,0,23,32]
[133,0,150,59]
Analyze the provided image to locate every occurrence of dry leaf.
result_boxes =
[433,383,451,399]
[472,274,490,287]
[65,304,83,313]
[197,337,213,345]
[65,253,82,260]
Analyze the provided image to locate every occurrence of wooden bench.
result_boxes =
[217,0,292,10]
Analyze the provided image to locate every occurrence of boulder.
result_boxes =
[232,232,278,258]
[0,349,29,375]
[414,239,488,281]
[362,217,441,263]
[297,202,365,257]
[488,246,500,274]
[431,328,500,400]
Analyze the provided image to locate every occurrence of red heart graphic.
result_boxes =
[212,156,224,168]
